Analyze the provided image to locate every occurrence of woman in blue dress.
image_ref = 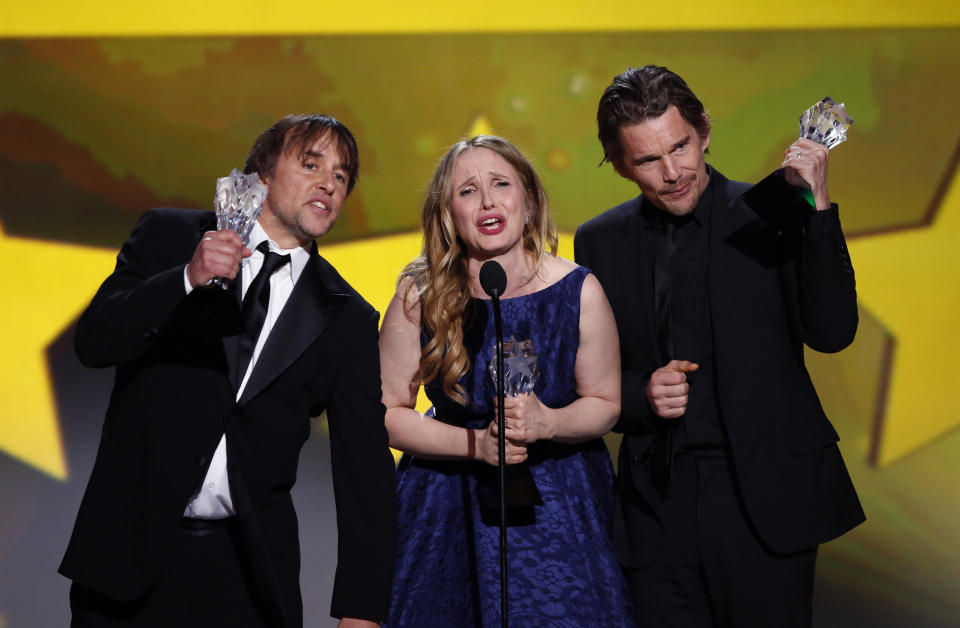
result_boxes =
[378,136,635,627]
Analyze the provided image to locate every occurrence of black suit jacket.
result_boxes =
[574,169,864,567]
[59,208,397,624]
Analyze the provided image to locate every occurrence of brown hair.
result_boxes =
[403,136,557,405]
[597,65,710,166]
[244,113,360,194]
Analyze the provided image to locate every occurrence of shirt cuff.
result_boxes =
[183,266,194,295]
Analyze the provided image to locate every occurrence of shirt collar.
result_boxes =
[246,221,311,284]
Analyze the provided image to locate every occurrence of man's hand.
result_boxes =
[185,230,251,288]
[338,619,380,628]
[646,359,699,419]
[781,138,831,210]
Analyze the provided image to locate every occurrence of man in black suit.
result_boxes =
[60,114,397,627]
[574,66,864,627]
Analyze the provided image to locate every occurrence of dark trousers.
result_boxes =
[70,519,269,628]
[626,452,817,628]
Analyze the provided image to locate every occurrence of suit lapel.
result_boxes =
[709,171,767,295]
[709,171,764,370]
[237,250,348,406]
[616,200,660,369]
[711,174,759,250]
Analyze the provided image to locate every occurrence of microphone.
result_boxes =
[480,260,507,298]
[480,259,509,628]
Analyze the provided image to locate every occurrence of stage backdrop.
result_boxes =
[1,3,958,626]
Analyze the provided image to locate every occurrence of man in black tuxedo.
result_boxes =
[60,114,397,627]
[574,66,864,626]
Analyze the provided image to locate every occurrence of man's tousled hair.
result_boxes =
[597,65,710,165]
[244,113,360,194]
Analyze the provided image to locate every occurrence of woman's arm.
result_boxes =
[379,278,527,465]
[502,272,621,444]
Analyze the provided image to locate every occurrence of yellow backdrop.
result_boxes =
[1,2,958,627]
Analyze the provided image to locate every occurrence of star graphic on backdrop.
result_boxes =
[0,221,116,480]
[9,104,947,476]
[848,170,960,467]
[468,115,494,137]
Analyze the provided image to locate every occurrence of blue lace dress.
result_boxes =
[386,267,635,627]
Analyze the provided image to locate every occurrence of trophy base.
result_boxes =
[478,465,544,527]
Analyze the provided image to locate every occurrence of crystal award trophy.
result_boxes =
[488,336,540,397]
[798,97,853,150]
[211,168,269,289]
[741,97,853,235]
[481,336,543,517]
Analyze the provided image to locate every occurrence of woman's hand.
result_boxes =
[473,423,528,466]
[493,392,556,445]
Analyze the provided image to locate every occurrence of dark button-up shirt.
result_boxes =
[643,168,727,453]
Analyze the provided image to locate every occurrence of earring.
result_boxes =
[524,214,530,225]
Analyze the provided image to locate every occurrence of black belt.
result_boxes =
[179,516,237,536]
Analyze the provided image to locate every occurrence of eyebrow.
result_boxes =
[631,135,691,165]
[458,170,513,183]
[302,149,346,172]
[456,176,477,190]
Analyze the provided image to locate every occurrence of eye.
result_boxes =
[495,180,510,187]
[674,142,688,153]
[334,173,346,184]
[303,161,317,170]
[459,186,475,197]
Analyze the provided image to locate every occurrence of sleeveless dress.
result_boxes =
[386,266,636,627]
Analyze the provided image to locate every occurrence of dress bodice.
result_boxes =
[425,266,589,427]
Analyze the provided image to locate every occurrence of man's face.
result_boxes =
[613,105,711,216]
[258,131,350,248]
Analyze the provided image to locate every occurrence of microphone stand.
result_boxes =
[490,290,508,628]
[480,259,509,628]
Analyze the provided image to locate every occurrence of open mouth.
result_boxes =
[310,200,328,212]
[477,215,505,234]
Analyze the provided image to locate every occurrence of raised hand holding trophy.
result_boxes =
[742,97,853,235]
[210,168,269,289]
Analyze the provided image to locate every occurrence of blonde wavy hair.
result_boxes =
[402,136,558,406]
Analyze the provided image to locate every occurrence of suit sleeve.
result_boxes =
[795,205,858,353]
[326,306,397,622]
[75,209,194,368]
[575,225,657,436]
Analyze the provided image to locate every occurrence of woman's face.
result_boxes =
[449,147,528,261]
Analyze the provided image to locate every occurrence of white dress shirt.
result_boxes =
[183,221,311,519]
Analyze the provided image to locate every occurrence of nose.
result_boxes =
[314,166,334,192]
[662,157,681,183]
[480,186,495,210]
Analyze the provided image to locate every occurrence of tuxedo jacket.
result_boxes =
[574,168,864,567]
[59,208,397,625]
